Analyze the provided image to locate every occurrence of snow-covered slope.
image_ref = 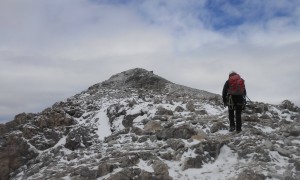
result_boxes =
[0,68,299,180]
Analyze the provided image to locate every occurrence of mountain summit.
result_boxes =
[0,68,299,180]
[88,68,216,99]
[98,68,170,89]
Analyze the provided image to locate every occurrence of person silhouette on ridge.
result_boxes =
[222,71,247,133]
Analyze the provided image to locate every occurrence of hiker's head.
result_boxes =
[229,71,237,77]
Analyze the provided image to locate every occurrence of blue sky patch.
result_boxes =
[203,0,296,30]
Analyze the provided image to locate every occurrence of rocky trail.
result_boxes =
[0,68,299,180]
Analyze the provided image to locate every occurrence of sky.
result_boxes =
[1,0,300,123]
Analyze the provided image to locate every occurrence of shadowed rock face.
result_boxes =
[0,108,76,179]
[0,133,38,180]
[1,68,299,180]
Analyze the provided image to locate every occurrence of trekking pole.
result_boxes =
[245,95,254,104]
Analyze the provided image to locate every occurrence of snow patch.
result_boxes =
[136,159,154,173]
[291,139,300,144]
[94,109,112,140]
[167,145,241,180]
[254,125,275,133]
[203,104,223,115]
[53,136,67,148]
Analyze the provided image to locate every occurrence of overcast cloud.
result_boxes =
[1,0,300,123]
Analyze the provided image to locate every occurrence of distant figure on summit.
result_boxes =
[222,71,247,133]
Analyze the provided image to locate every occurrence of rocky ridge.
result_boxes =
[0,68,299,180]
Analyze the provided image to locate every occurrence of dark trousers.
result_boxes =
[229,105,242,131]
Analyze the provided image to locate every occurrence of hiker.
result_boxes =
[222,71,246,133]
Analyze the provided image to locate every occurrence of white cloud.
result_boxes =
[0,0,300,122]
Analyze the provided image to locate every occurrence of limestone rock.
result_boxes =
[155,106,173,116]
[236,169,266,180]
[195,109,208,115]
[97,164,115,177]
[123,113,141,128]
[183,156,204,169]
[35,108,75,129]
[156,125,197,140]
[0,134,38,180]
[105,168,139,180]
[280,100,300,112]
[106,103,126,124]
[175,106,185,112]
[210,121,227,133]
[65,126,93,150]
[186,101,195,112]
[152,160,170,178]
[70,166,97,179]
[166,138,185,151]
[144,121,163,132]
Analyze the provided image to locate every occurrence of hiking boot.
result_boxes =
[236,130,242,133]
[229,127,235,132]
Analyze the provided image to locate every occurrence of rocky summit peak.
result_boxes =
[100,68,170,89]
[0,69,300,180]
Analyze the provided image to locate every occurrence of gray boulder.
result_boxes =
[123,113,141,128]
[280,100,300,112]
[166,138,185,151]
[34,107,75,129]
[156,106,173,116]
[156,125,197,140]
[138,171,154,180]
[29,129,62,151]
[210,121,227,133]
[195,109,208,115]
[236,169,266,180]
[191,139,224,163]
[181,139,225,169]
[152,160,171,179]
[105,168,138,180]
[106,103,126,124]
[175,106,185,112]
[70,166,97,179]
[183,156,204,169]
[243,114,259,122]
[65,126,93,150]
[144,121,163,132]
[186,101,195,112]
[97,163,115,177]
[289,127,300,136]
[119,154,140,167]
